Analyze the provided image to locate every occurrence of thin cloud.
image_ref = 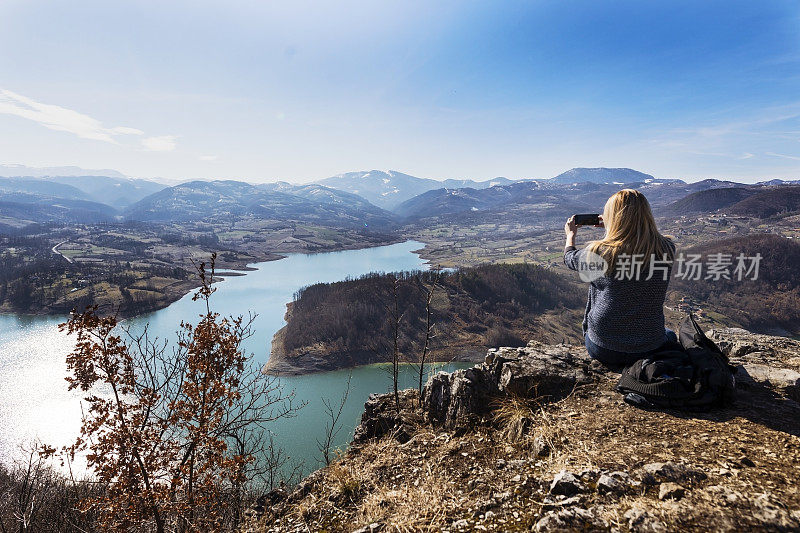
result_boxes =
[765,151,800,161]
[0,89,176,152]
[199,155,218,161]
[142,135,177,152]
[110,126,145,135]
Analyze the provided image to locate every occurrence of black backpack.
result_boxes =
[616,314,736,410]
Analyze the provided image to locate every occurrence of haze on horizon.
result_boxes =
[1,0,800,184]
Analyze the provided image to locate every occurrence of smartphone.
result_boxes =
[574,213,601,226]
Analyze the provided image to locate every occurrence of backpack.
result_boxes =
[616,313,736,410]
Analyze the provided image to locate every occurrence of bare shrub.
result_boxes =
[49,253,301,532]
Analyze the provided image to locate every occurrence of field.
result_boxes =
[0,219,396,317]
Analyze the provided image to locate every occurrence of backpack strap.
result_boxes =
[680,313,727,360]
[678,313,736,373]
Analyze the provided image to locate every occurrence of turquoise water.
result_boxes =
[0,241,470,476]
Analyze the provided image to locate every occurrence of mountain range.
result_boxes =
[2,166,799,229]
[123,180,396,229]
[0,173,165,210]
[391,173,749,221]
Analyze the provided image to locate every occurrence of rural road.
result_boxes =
[52,240,74,263]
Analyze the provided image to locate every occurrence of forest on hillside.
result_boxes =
[669,233,800,336]
[272,263,586,372]
[274,233,800,374]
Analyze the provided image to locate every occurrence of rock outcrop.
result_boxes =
[352,389,419,443]
[421,341,595,428]
[408,329,800,431]
[709,327,800,401]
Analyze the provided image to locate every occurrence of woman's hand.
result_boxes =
[565,216,577,247]
[565,216,577,236]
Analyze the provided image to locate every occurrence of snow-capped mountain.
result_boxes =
[549,167,657,185]
[317,170,517,210]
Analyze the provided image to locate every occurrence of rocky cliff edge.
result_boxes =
[251,329,800,532]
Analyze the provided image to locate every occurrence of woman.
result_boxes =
[564,189,677,368]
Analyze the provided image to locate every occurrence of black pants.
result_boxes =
[585,329,678,368]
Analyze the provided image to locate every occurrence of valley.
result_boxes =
[1,165,799,338]
[0,220,395,317]
[2,165,799,530]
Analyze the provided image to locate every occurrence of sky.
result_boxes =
[1,0,800,183]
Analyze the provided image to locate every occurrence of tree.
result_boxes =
[385,275,404,412]
[315,373,352,466]
[415,267,441,405]
[0,442,101,533]
[54,254,300,532]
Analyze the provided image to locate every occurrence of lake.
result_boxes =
[0,240,470,477]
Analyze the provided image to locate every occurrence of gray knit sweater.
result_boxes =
[564,245,673,353]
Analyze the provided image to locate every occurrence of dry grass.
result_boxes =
[257,370,800,532]
[328,462,366,502]
[355,453,461,531]
[492,394,536,443]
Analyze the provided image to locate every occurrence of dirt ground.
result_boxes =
[252,358,800,532]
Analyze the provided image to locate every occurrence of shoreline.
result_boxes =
[264,316,485,376]
[0,237,415,321]
[263,352,484,376]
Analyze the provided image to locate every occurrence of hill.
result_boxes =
[44,175,165,209]
[662,187,757,215]
[0,191,117,229]
[264,263,584,374]
[661,185,800,219]
[549,167,657,184]
[669,233,800,336]
[726,186,800,218]
[124,179,397,229]
[253,331,800,532]
[0,177,93,202]
[393,186,514,218]
[266,182,385,212]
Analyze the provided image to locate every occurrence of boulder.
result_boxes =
[353,389,416,443]
[497,343,593,399]
[549,471,587,496]
[640,461,706,484]
[737,364,800,401]
[625,506,668,533]
[708,328,800,368]
[658,482,685,500]
[597,473,626,495]
[534,507,608,532]
[422,342,594,428]
[422,366,500,427]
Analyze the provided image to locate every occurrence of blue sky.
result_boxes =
[1,0,800,183]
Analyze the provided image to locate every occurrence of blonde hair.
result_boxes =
[588,189,674,274]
